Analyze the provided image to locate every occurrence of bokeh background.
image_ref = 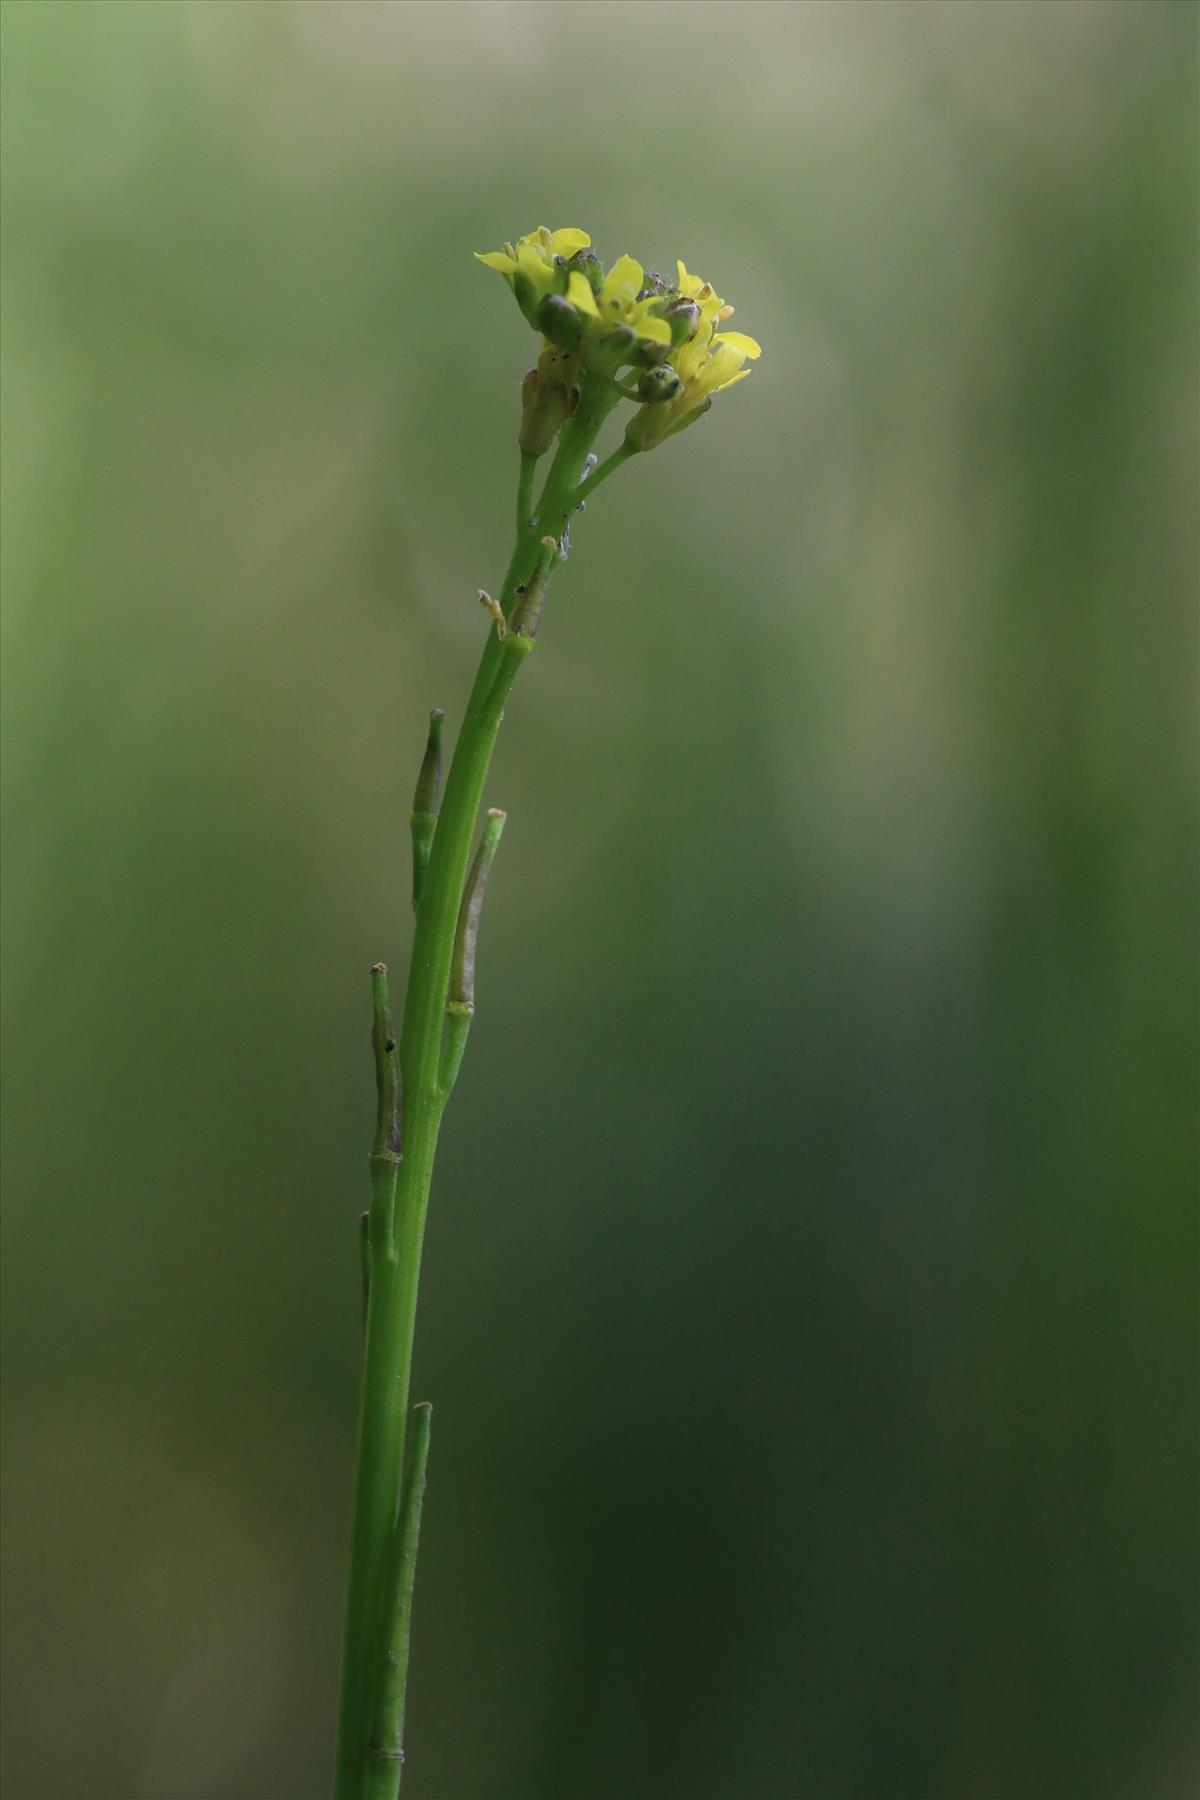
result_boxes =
[2,3,1196,1797]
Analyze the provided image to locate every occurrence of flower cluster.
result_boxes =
[476,227,760,454]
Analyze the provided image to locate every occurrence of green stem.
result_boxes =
[334,373,618,1800]
[574,438,637,507]
[516,448,538,533]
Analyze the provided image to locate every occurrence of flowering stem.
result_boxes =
[334,373,618,1800]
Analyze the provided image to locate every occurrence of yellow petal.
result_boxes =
[475,250,517,274]
[674,319,714,378]
[514,231,555,269]
[516,242,556,291]
[676,259,701,297]
[634,315,671,346]
[713,330,762,360]
[702,342,751,394]
[551,228,591,255]
[601,254,644,309]
[566,271,600,316]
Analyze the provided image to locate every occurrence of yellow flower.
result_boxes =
[674,260,731,330]
[476,229,761,451]
[474,226,593,307]
[477,227,672,354]
[675,323,761,399]
[565,257,672,348]
[628,298,761,451]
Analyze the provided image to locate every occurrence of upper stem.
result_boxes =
[396,373,617,1121]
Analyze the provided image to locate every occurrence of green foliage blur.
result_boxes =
[2,4,1196,1797]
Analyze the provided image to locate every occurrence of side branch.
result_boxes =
[366,1402,433,1800]
[573,437,638,508]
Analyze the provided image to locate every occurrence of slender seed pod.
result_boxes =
[409,710,445,910]
[370,963,402,1162]
[439,810,507,1098]
[449,809,507,1017]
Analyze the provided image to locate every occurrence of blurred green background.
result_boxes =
[2,3,1196,1797]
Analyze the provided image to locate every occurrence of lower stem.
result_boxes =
[333,374,620,1800]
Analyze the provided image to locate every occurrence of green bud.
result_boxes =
[665,298,701,345]
[586,322,636,376]
[567,248,604,293]
[537,293,583,351]
[512,268,540,324]
[636,365,683,404]
[633,334,671,368]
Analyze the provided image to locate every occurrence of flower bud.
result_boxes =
[511,268,541,324]
[587,322,636,375]
[567,248,605,293]
[537,293,583,351]
[636,365,683,404]
[638,270,671,300]
[665,298,701,345]
[633,333,672,368]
